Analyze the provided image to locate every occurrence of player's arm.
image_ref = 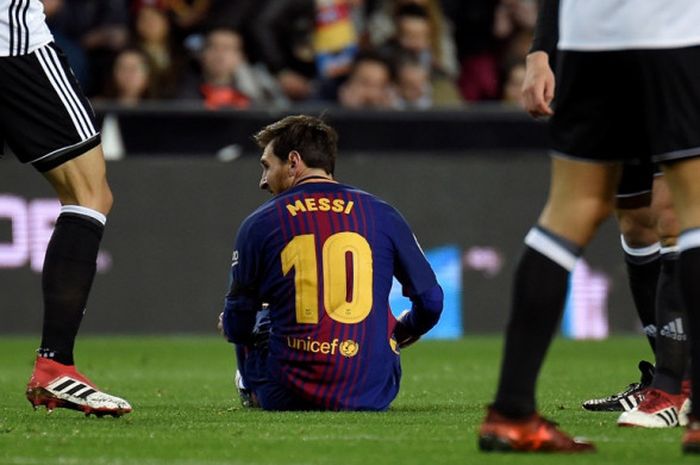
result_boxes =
[388,208,444,347]
[522,0,559,118]
[221,217,263,345]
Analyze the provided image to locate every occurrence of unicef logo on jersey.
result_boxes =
[339,339,359,358]
[286,336,359,357]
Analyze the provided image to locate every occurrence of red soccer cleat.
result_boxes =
[478,406,595,453]
[617,388,687,428]
[26,357,132,417]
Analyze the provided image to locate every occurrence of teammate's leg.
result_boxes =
[617,204,660,351]
[650,178,688,396]
[660,158,700,451]
[38,145,112,365]
[26,144,130,415]
[617,177,690,427]
[480,156,617,452]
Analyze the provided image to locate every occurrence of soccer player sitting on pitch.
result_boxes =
[218,115,443,411]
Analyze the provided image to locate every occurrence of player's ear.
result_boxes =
[288,151,302,170]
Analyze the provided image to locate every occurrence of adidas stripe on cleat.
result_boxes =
[617,388,687,428]
[26,357,131,417]
[582,360,653,412]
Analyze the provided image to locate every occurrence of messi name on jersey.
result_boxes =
[285,197,354,216]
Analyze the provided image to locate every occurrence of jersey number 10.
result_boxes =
[281,232,373,325]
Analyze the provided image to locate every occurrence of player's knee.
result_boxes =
[616,207,658,247]
[98,184,114,215]
[69,183,112,215]
[656,205,680,246]
[575,196,614,228]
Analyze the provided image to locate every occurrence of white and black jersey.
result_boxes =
[0,0,52,56]
[559,0,700,51]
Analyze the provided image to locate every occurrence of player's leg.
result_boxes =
[618,176,690,427]
[662,158,700,451]
[234,308,319,411]
[479,156,617,452]
[582,165,659,412]
[0,42,130,415]
[38,144,112,366]
[649,177,688,397]
[617,189,660,352]
[25,144,131,416]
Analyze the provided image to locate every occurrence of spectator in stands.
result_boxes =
[393,53,431,109]
[449,0,535,102]
[178,28,284,109]
[338,52,395,109]
[202,0,261,61]
[250,0,362,102]
[379,4,461,106]
[132,0,186,98]
[44,0,129,94]
[167,0,213,37]
[493,0,536,65]
[100,48,155,106]
[366,0,458,78]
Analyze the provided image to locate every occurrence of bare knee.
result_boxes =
[656,205,679,247]
[616,206,658,247]
[43,145,113,215]
[87,182,113,215]
[540,196,614,246]
[650,177,679,247]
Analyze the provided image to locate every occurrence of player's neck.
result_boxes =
[293,170,335,186]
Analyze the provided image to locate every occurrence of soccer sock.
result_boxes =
[650,249,687,394]
[678,229,700,417]
[621,236,660,352]
[235,344,248,387]
[39,206,106,366]
[493,226,581,418]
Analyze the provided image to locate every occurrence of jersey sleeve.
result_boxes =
[222,214,264,344]
[531,0,560,59]
[386,206,438,298]
[386,206,442,336]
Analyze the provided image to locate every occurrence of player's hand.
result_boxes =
[394,310,420,349]
[522,51,555,118]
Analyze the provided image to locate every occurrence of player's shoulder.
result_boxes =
[238,198,278,235]
[336,183,394,209]
[337,183,411,231]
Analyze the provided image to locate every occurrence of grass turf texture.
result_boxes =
[0,336,693,465]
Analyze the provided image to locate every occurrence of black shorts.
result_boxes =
[0,42,100,172]
[616,162,662,208]
[551,46,700,164]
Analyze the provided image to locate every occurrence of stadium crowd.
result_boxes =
[45,0,535,110]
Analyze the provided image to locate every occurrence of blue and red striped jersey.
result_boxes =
[228,181,438,410]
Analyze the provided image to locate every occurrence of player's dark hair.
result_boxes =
[254,115,338,175]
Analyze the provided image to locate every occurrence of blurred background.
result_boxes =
[1,0,637,339]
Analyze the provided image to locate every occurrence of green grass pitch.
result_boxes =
[0,336,695,465]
